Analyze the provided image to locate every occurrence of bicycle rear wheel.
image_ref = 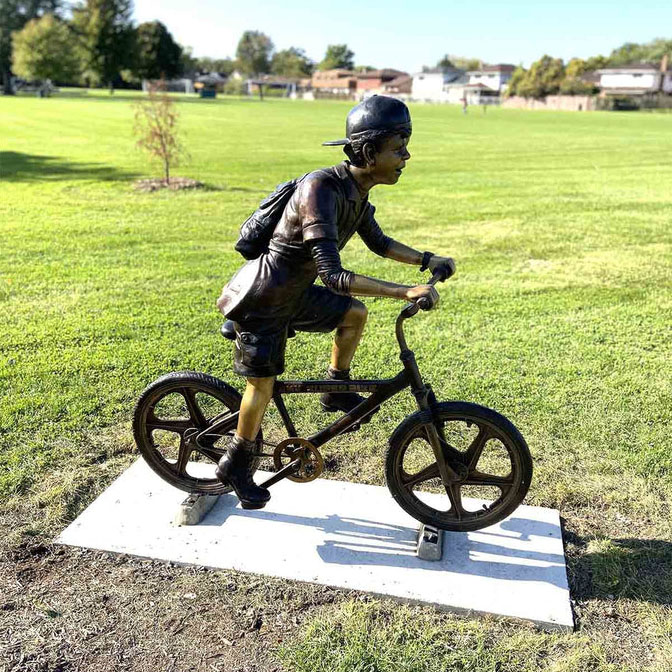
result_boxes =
[133,371,260,495]
[386,401,532,532]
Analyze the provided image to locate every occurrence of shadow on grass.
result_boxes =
[566,530,672,606]
[0,151,138,183]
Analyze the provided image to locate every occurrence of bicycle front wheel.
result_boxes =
[386,401,532,532]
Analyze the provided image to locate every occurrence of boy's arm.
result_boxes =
[358,206,456,277]
[309,239,439,306]
[384,240,456,277]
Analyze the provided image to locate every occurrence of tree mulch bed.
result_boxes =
[133,177,204,192]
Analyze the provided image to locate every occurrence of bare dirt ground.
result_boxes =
[1,533,350,672]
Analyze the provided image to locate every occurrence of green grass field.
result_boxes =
[2,92,671,671]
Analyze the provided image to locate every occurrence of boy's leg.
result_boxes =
[288,288,368,413]
[216,376,275,509]
[330,299,368,371]
[216,318,286,508]
[321,299,369,413]
[215,376,275,509]
[237,375,276,441]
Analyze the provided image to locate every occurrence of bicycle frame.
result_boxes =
[196,356,427,451]
[196,271,461,482]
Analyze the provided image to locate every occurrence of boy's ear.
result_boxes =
[362,142,376,167]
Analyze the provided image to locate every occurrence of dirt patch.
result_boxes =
[0,538,348,672]
[133,177,204,192]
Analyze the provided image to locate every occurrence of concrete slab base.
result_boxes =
[174,493,220,526]
[57,459,573,631]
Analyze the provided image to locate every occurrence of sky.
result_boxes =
[134,0,672,72]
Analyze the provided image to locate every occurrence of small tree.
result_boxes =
[318,44,354,71]
[509,55,565,99]
[133,82,183,185]
[236,30,273,76]
[132,20,182,81]
[271,46,313,77]
[12,13,80,84]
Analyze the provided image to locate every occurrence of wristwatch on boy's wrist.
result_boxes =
[419,251,433,272]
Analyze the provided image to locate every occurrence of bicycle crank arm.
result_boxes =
[259,458,301,489]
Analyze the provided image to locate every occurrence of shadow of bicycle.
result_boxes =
[202,495,568,590]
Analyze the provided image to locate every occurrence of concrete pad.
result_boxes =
[57,459,574,631]
[174,493,220,526]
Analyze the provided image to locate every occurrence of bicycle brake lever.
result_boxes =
[429,269,448,284]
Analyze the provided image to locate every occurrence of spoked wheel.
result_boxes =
[133,371,261,495]
[386,402,532,532]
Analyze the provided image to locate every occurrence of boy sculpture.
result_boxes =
[216,96,455,509]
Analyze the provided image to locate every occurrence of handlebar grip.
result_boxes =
[417,297,431,311]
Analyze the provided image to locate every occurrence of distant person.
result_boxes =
[462,97,468,114]
[215,96,456,509]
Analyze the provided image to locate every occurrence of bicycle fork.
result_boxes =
[402,349,465,486]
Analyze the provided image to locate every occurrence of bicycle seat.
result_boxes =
[221,320,297,340]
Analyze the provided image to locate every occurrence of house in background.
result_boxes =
[311,69,357,98]
[382,74,413,97]
[411,67,467,102]
[467,64,515,94]
[356,69,408,96]
[597,58,672,99]
[412,63,517,105]
[458,64,516,104]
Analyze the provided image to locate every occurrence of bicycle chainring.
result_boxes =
[273,437,324,483]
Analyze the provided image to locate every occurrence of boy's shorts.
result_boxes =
[232,285,353,378]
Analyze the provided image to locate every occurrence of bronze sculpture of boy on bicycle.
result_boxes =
[216,96,456,510]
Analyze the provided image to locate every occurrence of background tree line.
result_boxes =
[5,0,669,98]
[2,0,365,94]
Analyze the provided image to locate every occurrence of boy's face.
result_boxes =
[369,133,411,185]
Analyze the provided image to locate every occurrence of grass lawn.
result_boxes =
[1,90,671,671]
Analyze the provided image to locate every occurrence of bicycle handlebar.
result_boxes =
[401,268,449,318]
[395,269,452,351]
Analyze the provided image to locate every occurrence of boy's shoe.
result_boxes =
[319,367,369,417]
[215,435,270,510]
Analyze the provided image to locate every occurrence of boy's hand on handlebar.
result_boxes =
[428,255,456,279]
[405,284,440,309]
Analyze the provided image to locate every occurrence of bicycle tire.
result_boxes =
[386,401,532,532]
[133,371,261,495]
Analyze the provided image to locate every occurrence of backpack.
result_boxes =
[234,169,335,260]
[235,173,308,260]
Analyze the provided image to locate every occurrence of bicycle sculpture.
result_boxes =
[134,95,532,532]
[133,267,532,532]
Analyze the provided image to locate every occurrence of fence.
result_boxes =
[502,95,597,112]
